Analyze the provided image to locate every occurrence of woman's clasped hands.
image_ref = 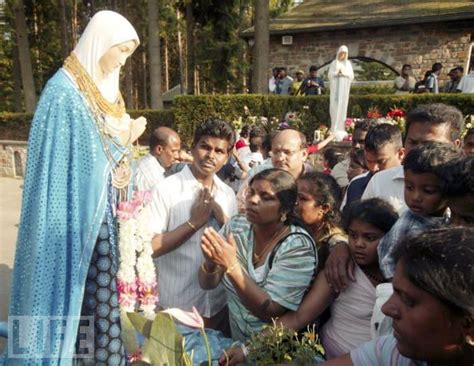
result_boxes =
[201,227,238,274]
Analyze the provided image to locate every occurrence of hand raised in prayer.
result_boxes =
[130,116,147,143]
[210,198,228,226]
[190,187,213,229]
[201,227,237,269]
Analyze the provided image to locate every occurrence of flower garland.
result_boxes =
[117,190,158,318]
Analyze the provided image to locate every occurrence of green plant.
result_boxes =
[247,321,325,365]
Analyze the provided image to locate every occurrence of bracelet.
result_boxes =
[226,261,239,274]
[201,262,221,275]
[186,220,197,232]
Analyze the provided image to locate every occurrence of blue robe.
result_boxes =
[3,69,125,365]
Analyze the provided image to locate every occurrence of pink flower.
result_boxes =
[117,201,140,220]
[162,307,204,329]
[345,118,353,127]
[128,348,142,363]
[132,190,152,206]
[137,279,158,306]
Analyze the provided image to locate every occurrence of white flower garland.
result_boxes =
[117,191,158,318]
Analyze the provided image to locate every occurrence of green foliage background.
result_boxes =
[3,94,473,145]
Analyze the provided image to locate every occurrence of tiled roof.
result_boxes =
[241,0,474,37]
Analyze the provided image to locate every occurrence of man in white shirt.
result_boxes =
[268,67,279,93]
[135,127,181,191]
[236,129,310,211]
[150,118,237,332]
[362,103,464,214]
[425,62,443,94]
[457,66,474,93]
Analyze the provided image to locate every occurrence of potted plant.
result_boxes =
[246,320,325,365]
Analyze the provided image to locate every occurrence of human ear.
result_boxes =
[397,147,406,162]
[154,145,163,156]
[453,138,462,147]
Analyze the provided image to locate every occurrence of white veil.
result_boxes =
[73,10,139,102]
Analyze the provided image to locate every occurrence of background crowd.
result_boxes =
[269,62,474,95]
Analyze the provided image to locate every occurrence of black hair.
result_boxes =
[432,62,443,72]
[193,118,235,153]
[364,123,403,152]
[464,128,474,141]
[323,148,344,169]
[393,227,474,317]
[262,132,273,153]
[402,64,412,70]
[403,141,462,176]
[272,67,279,73]
[240,125,250,138]
[250,168,298,219]
[298,172,342,225]
[249,135,264,153]
[280,67,287,72]
[309,65,318,72]
[349,148,367,169]
[249,126,265,139]
[149,127,175,151]
[353,119,374,133]
[451,66,464,74]
[342,198,399,234]
[436,156,474,197]
[405,104,464,143]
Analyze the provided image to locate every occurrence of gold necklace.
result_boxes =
[63,52,132,194]
[63,53,126,118]
[252,226,290,265]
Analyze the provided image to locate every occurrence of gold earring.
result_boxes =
[280,213,287,222]
[466,335,474,346]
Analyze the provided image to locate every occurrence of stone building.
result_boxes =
[242,0,474,81]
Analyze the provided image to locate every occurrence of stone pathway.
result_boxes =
[0,177,22,353]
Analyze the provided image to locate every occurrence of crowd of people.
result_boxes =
[3,10,473,366]
[269,61,474,95]
[136,104,473,365]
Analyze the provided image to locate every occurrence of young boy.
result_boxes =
[341,123,404,210]
[378,142,463,279]
[362,103,464,214]
[438,155,474,226]
[149,118,237,331]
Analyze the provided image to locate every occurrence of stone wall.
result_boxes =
[0,141,27,178]
[269,21,474,82]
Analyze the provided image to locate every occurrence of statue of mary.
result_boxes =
[328,45,354,141]
[5,11,146,364]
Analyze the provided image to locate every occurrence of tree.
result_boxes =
[12,0,37,112]
[251,0,269,93]
[148,0,163,108]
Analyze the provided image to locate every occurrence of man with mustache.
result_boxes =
[236,129,310,211]
[149,118,237,333]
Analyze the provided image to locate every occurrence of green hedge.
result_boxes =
[2,94,473,144]
[0,110,175,142]
[173,93,474,143]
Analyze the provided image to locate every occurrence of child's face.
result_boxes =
[347,219,384,267]
[404,170,447,216]
[365,144,404,173]
[297,179,326,227]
